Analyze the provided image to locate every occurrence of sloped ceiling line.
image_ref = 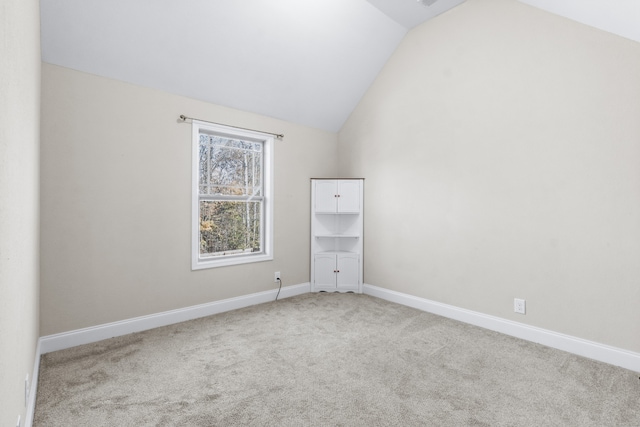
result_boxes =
[40,0,640,132]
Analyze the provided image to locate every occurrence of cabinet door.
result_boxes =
[314,254,337,289]
[337,180,360,213]
[315,180,337,213]
[336,254,359,290]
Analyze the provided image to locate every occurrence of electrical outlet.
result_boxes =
[25,374,29,406]
[274,271,281,282]
[514,298,526,314]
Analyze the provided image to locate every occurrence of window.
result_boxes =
[192,121,273,269]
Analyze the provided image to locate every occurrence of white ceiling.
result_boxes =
[366,0,467,29]
[40,0,640,133]
[40,0,409,132]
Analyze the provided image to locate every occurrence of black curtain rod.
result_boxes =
[179,115,284,139]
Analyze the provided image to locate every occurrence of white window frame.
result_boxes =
[191,120,274,270]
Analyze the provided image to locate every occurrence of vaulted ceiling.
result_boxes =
[40,0,640,132]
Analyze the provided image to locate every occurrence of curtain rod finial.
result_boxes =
[179,115,187,121]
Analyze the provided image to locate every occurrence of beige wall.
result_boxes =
[40,63,337,335]
[0,0,41,423]
[339,0,640,352]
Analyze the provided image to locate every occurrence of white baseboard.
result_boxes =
[25,281,638,427]
[24,339,41,427]
[39,282,310,355]
[24,282,308,427]
[363,283,640,373]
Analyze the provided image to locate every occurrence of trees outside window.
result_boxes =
[192,122,273,269]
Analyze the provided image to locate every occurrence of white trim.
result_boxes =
[27,281,638,427]
[191,120,274,270]
[27,283,308,426]
[363,283,640,373]
[39,282,310,355]
[24,339,41,427]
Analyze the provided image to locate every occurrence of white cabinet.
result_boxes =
[314,180,361,213]
[311,179,363,293]
[314,253,360,291]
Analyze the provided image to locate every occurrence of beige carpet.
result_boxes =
[35,293,639,426]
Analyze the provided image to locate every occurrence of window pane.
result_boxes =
[199,134,262,196]
[199,200,262,257]
[193,123,272,270]
[198,140,208,188]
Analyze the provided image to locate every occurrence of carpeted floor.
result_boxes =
[34,293,639,426]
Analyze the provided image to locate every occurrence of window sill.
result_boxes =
[192,253,273,270]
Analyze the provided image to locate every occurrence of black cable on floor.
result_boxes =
[275,278,282,301]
